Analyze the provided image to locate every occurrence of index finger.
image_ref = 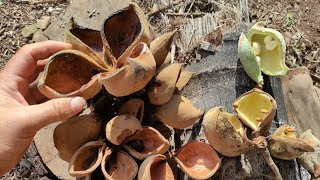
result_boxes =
[4,41,72,80]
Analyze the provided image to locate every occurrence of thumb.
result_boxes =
[25,97,86,131]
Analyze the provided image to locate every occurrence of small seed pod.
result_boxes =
[68,141,106,177]
[148,63,182,105]
[138,154,174,180]
[233,88,277,134]
[38,50,105,100]
[105,115,143,145]
[298,130,320,178]
[118,98,144,122]
[123,126,169,160]
[99,42,156,97]
[101,150,138,180]
[175,141,221,179]
[268,125,315,160]
[101,2,150,68]
[155,95,204,129]
[150,30,177,67]
[203,106,252,156]
[53,114,102,161]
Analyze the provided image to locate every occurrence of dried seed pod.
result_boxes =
[68,141,106,177]
[203,107,252,156]
[155,95,204,129]
[38,50,105,100]
[138,154,174,180]
[105,114,143,145]
[175,71,193,91]
[298,130,320,178]
[99,42,156,97]
[101,150,138,180]
[238,23,290,84]
[118,98,144,122]
[65,25,111,69]
[175,141,221,179]
[148,63,182,105]
[101,2,150,68]
[233,88,277,133]
[268,125,315,160]
[123,126,169,160]
[53,114,102,161]
[150,30,177,67]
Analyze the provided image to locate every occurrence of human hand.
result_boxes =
[0,41,86,175]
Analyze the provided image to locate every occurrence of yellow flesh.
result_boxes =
[225,113,243,133]
[250,34,284,74]
[235,91,272,131]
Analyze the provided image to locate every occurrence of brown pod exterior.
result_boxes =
[123,126,169,160]
[150,30,177,67]
[138,154,174,180]
[148,63,182,105]
[53,114,102,161]
[175,71,193,91]
[101,150,138,180]
[68,141,106,177]
[155,95,204,129]
[203,106,252,157]
[174,141,221,179]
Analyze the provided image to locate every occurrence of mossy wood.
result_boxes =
[33,0,318,179]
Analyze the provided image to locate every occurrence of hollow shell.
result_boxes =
[203,106,252,156]
[175,141,221,179]
[268,125,315,160]
[101,2,150,68]
[53,114,102,161]
[233,88,277,134]
[138,154,174,180]
[155,95,204,129]
[150,30,177,67]
[298,130,320,177]
[68,141,106,177]
[38,50,105,100]
[148,63,182,105]
[105,114,143,145]
[99,42,156,97]
[124,126,169,160]
[118,98,144,122]
[101,150,138,180]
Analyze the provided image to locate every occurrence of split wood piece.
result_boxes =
[281,67,320,138]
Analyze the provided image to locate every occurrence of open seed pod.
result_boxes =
[203,106,253,156]
[123,126,169,160]
[238,23,289,84]
[138,154,174,180]
[148,63,182,105]
[105,114,143,145]
[155,95,204,128]
[99,42,156,97]
[101,2,150,68]
[38,50,105,100]
[175,71,193,91]
[150,30,177,67]
[298,130,320,178]
[68,141,106,177]
[118,98,144,122]
[101,149,138,180]
[233,88,277,134]
[174,141,221,179]
[268,125,315,160]
[53,114,102,161]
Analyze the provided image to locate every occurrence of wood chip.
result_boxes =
[21,24,38,38]
[36,16,51,29]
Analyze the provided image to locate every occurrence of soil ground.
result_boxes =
[0,0,319,179]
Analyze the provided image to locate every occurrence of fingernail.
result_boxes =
[70,97,86,111]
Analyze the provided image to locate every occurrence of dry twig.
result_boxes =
[146,0,183,18]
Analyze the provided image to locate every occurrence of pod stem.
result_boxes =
[259,148,283,180]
